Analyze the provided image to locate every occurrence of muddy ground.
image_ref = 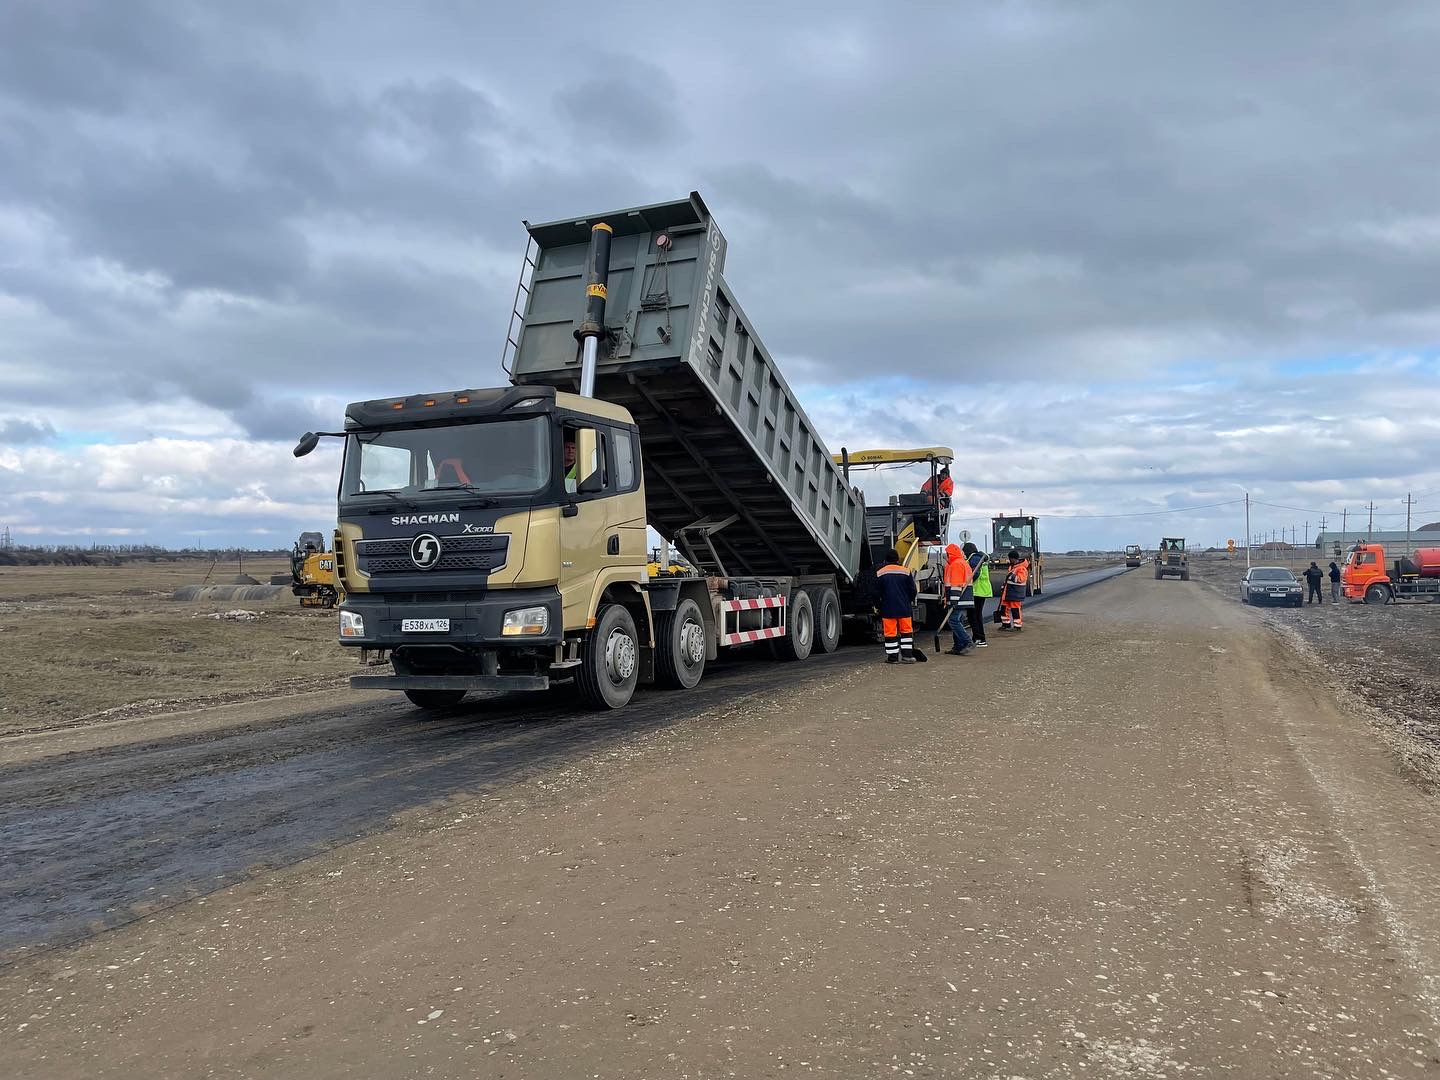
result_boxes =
[1189,552,1440,789]
[0,559,353,737]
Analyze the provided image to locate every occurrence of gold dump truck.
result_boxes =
[296,194,939,710]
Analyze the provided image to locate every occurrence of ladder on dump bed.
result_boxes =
[499,234,539,376]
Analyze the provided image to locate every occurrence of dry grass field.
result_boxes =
[0,558,353,737]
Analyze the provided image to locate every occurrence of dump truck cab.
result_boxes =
[325,384,651,706]
[1154,537,1189,580]
[990,516,1044,595]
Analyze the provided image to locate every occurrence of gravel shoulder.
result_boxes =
[1189,553,1440,790]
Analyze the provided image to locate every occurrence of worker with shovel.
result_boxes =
[934,543,976,655]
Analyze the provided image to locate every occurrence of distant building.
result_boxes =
[1257,540,1295,552]
[1314,528,1439,551]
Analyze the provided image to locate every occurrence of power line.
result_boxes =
[1040,499,1244,520]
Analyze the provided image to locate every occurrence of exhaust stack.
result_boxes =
[575,221,613,398]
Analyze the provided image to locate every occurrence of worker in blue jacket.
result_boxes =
[876,548,926,664]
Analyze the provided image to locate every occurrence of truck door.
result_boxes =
[559,423,647,631]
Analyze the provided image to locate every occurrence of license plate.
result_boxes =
[1268,591,1287,597]
[401,618,450,633]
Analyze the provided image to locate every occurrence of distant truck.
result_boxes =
[1154,537,1189,580]
[990,515,1044,595]
[1124,544,1143,567]
[1341,543,1440,604]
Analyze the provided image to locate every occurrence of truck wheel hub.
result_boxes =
[605,628,637,682]
[680,620,704,665]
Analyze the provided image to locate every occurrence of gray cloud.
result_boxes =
[0,417,55,445]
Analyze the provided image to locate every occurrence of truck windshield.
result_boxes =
[1163,539,1185,551]
[341,418,549,498]
[994,521,1034,549]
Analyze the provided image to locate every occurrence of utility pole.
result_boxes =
[1304,520,1309,548]
[1366,501,1376,540]
[1244,492,1251,569]
[1342,507,1348,541]
[1406,492,1414,556]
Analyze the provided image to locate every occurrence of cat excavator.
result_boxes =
[291,531,341,608]
[834,447,954,628]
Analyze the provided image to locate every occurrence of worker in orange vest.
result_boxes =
[999,548,1028,630]
[876,547,926,664]
[920,465,954,505]
[941,543,975,654]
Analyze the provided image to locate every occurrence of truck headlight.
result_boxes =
[339,610,365,638]
[502,606,549,636]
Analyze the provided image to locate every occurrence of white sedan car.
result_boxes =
[1240,566,1303,607]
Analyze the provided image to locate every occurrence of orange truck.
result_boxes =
[1340,543,1440,604]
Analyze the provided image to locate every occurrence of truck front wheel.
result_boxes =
[404,689,467,709]
[577,603,640,709]
[656,597,707,690]
[1363,584,1390,606]
[774,589,814,661]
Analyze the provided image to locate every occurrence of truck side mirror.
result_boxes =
[293,432,320,458]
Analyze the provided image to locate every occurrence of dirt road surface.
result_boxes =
[5,571,1440,1077]
[1189,553,1440,790]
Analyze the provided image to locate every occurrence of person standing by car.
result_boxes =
[1328,561,1342,604]
[1303,561,1324,604]
[963,541,990,647]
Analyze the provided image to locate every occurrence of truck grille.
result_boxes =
[355,534,509,576]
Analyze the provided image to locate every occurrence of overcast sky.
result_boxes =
[3,0,1439,550]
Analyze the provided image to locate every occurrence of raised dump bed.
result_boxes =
[508,193,863,582]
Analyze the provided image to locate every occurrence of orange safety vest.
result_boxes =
[921,475,955,499]
[944,549,972,589]
[1004,558,1029,600]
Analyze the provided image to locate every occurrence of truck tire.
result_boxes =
[577,603,640,709]
[1363,584,1389,606]
[1154,565,1163,579]
[1180,570,1190,581]
[811,586,842,654]
[774,589,814,662]
[404,689,467,709]
[656,597,706,690]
